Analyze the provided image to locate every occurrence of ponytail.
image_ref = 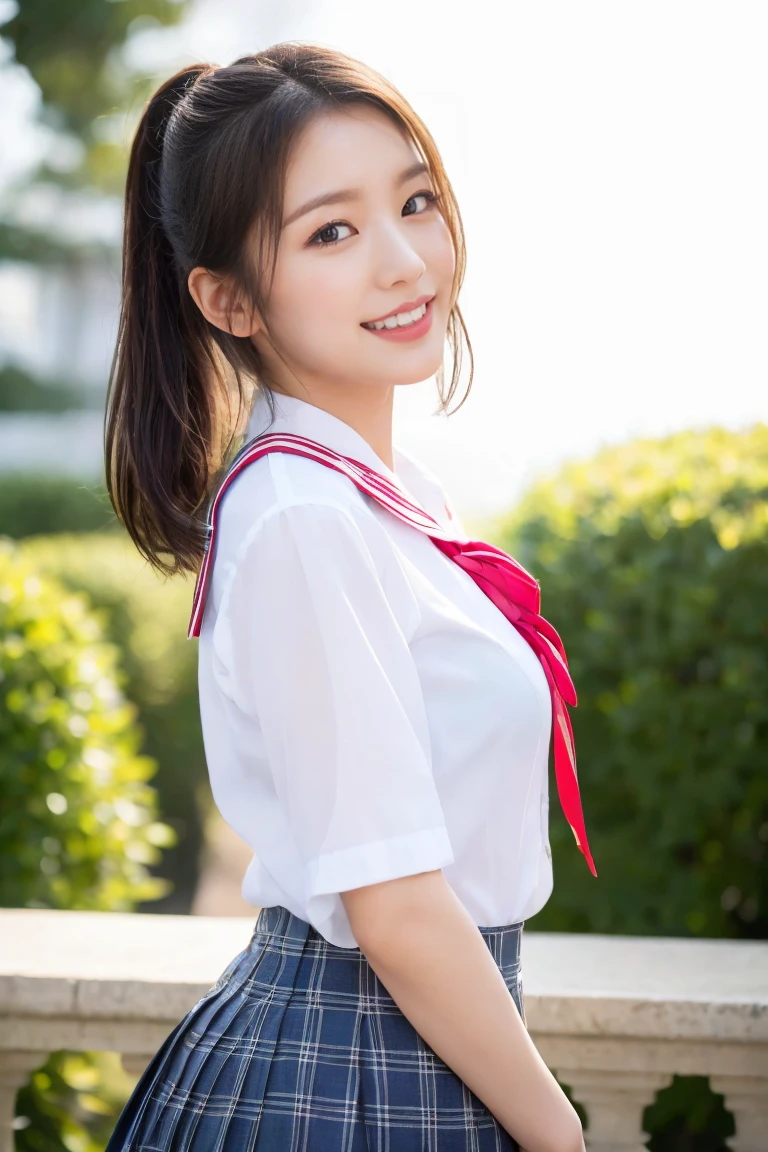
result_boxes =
[105,64,222,578]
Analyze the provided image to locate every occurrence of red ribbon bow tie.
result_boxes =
[189,432,597,879]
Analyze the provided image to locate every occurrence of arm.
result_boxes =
[342,870,585,1152]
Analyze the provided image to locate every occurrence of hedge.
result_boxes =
[490,423,768,941]
[0,362,89,412]
[0,538,175,909]
[18,533,207,914]
[0,474,120,539]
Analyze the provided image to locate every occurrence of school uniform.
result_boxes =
[106,388,594,1151]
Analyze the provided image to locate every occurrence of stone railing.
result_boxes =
[1,908,767,1152]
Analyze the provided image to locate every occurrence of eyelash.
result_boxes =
[307,190,442,249]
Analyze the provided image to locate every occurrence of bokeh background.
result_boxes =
[1,2,766,1149]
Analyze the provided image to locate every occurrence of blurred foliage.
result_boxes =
[20,532,208,915]
[15,1051,138,1152]
[0,0,191,273]
[644,1075,734,1152]
[0,537,176,908]
[1,0,190,197]
[0,475,120,537]
[492,422,768,941]
[0,220,115,266]
[0,362,94,412]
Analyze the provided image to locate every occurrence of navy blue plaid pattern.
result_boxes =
[106,904,527,1151]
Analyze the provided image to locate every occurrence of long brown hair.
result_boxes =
[105,42,473,577]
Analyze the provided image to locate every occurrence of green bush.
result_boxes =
[0,474,121,539]
[19,533,208,913]
[0,539,178,1151]
[0,538,176,909]
[491,423,768,941]
[15,1051,138,1152]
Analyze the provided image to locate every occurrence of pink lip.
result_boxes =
[361,293,435,325]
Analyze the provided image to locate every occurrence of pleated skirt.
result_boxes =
[106,904,527,1151]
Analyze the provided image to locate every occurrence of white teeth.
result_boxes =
[364,301,428,330]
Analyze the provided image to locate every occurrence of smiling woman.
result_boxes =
[102,40,586,1152]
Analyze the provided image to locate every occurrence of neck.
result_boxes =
[267,381,396,472]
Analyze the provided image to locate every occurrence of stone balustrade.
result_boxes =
[1,908,767,1152]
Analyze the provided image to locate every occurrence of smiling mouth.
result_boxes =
[361,298,433,331]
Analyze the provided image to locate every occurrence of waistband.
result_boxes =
[248,904,524,988]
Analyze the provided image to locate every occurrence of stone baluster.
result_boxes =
[710,1075,768,1152]
[557,1068,673,1152]
[0,1052,48,1152]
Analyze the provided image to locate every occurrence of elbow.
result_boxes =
[540,1114,585,1152]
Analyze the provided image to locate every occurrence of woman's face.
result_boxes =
[252,103,456,395]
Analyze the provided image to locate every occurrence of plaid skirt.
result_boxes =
[106,904,527,1151]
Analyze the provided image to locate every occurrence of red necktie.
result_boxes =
[189,432,597,878]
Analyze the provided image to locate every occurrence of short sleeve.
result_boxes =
[221,498,455,901]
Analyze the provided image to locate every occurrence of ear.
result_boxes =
[187,266,263,337]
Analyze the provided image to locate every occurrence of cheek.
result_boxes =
[414,216,457,301]
[434,221,457,285]
[270,254,359,343]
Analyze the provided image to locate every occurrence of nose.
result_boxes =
[371,217,427,287]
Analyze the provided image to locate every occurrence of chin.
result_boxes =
[382,360,442,388]
[379,337,447,384]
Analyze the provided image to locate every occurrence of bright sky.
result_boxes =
[3,1,767,521]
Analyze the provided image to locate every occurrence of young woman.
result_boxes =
[104,41,593,1152]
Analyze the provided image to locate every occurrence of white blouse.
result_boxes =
[197,388,554,948]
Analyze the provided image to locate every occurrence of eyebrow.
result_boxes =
[282,161,431,229]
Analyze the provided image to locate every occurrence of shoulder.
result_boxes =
[214,445,378,555]
[215,450,412,588]
[213,476,422,642]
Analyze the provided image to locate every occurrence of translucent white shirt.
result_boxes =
[197,387,554,948]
